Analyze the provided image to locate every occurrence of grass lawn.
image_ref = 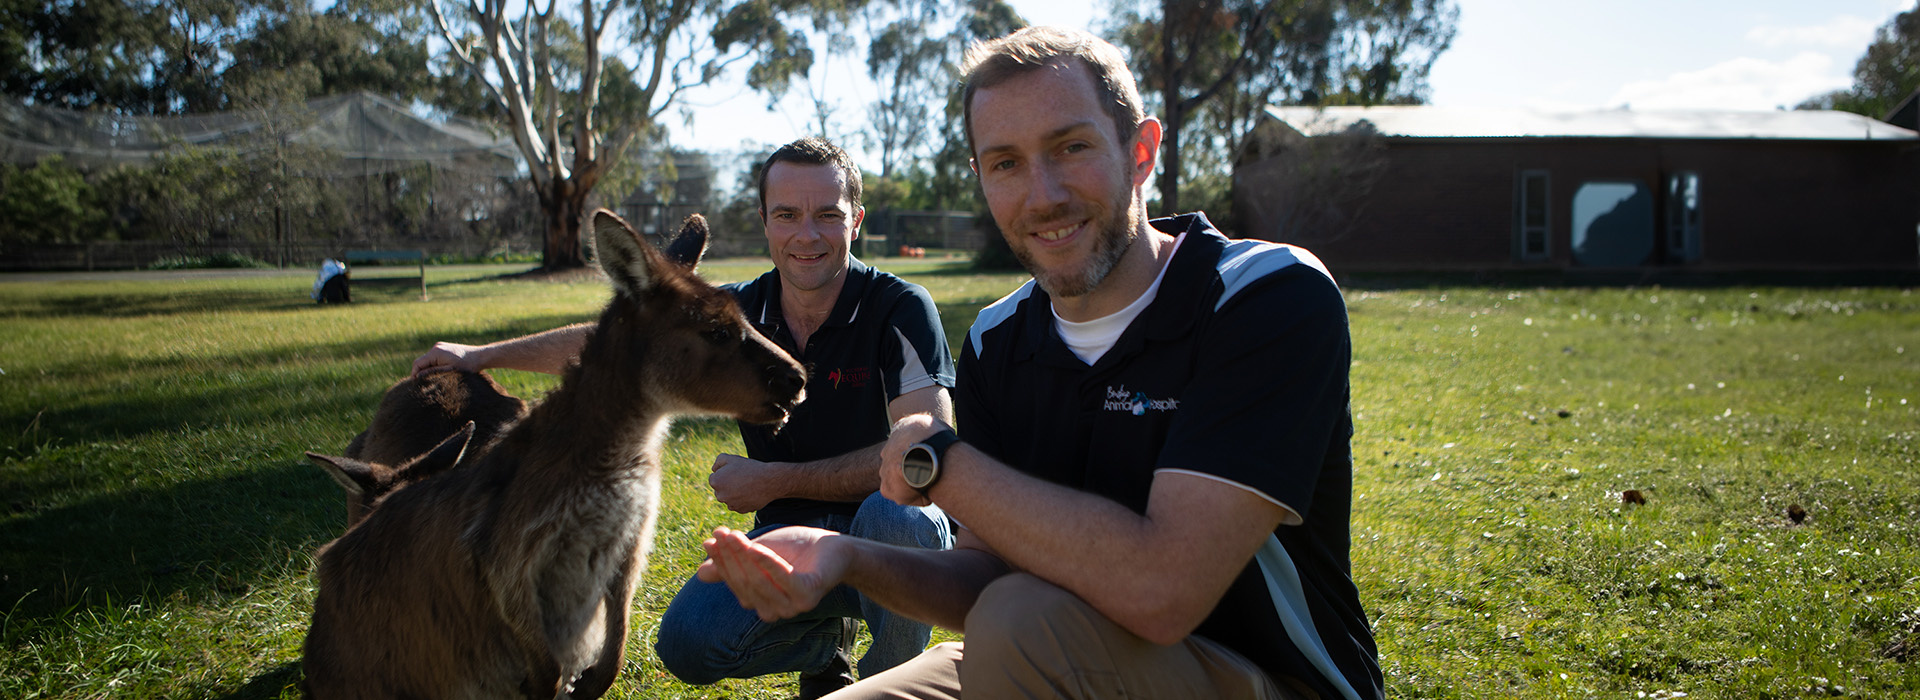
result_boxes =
[1,260,1915,699]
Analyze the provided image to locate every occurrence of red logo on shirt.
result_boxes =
[826,367,871,389]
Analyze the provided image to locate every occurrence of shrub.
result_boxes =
[147,252,277,270]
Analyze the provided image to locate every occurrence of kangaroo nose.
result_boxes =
[771,364,806,396]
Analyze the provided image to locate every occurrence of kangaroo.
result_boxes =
[301,211,807,700]
[314,369,528,527]
[309,420,480,529]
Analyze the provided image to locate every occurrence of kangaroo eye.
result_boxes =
[706,327,735,345]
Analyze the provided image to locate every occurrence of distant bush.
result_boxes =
[0,156,106,245]
[147,252,277,270]
[972,217,1023,271]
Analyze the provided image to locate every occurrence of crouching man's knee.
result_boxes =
[961,573,1129,697]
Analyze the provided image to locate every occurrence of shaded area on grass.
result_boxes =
[1,314,586,455]
[0,459,339,625]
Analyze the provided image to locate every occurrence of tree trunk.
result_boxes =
[1159,103,1184,216]
[1156,0,1183,217]
[540,179,589,270]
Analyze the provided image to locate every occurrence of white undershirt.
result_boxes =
[1053,232,1185,364]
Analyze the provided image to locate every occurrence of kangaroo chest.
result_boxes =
[479,463,663,674]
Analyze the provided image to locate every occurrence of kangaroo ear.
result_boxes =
[308,451,385,497]
[398,421,474,483]
[591,209,663,297]
[664,214,710,270]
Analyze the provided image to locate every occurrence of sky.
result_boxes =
[663,0,1915,173]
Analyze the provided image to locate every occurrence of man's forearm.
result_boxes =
[773,442,888,502]
[840,538,1010,631]
[481,323,595,375]
[776,386,954,503]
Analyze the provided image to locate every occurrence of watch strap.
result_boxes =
[919,427,959,459]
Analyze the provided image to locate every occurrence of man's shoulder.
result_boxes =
[965,279,1040,356]
[1210,238,1338,312]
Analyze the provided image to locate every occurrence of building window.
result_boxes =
[1514,171,1550,262]
[1665,172,1703,263]
[1571,180,1655,267]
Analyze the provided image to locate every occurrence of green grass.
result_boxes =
[1,263,1914,699]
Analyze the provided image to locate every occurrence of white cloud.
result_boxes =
[1606,52,1852,110]
[1746,15,1879,49]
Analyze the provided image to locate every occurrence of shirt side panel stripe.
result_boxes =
[1255,535,1365,700]
[890,327,940,398]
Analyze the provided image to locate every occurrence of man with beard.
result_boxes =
[411,138,954,698]
[696,26,1380,700]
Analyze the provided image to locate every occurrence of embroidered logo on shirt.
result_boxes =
[1103,385,1180,415]
[826,366,871,390]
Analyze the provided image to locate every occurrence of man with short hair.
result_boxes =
[412,137,955,698]
[697,27,1380,700]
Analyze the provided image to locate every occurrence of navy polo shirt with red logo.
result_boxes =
[956,214,1382,700]
[723,257,955,527]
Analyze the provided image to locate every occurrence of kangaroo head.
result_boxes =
[590,210,806,426]
[309,421,476,528]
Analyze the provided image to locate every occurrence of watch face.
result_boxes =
[902,444,938,489]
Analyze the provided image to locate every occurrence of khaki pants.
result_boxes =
[825,573,1316,700]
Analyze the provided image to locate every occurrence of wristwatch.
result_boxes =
[901,428,960,497]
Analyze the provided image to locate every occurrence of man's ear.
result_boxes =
[1131,118,1163,188]
[968,157,979,175]
[852,206,865,238]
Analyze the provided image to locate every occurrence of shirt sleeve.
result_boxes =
[1157,265,1352,519]
[882,282,956,401]
[954,331,1002,459]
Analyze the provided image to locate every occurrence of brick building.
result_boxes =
[1231,106,1920,272]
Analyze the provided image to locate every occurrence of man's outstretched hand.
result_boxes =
[696,526,850,622]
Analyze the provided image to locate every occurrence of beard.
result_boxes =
[1012,203,1139,299]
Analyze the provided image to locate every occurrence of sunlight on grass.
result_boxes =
[1,265,1915,699]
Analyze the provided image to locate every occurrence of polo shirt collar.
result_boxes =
[1142,213,1224,341]
[1026,213,1225,368]
[756,256,875,333]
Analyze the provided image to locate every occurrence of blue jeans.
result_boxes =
[654,492,953,683]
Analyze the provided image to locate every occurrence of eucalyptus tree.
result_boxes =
[857,0,1021,210]
[424,0,870,269]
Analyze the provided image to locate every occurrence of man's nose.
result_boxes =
[1029,160,1070,209]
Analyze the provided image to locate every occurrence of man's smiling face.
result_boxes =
[761,162,862,294]
[969,61,1143,300]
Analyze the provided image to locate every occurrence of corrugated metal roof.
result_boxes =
[1264,105,1920,141]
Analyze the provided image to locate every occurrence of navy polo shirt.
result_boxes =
[956,214,1381,700]
[724,257,955,527]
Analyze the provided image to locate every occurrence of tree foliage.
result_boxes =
[855,0,1022,212]
[1797,2,1919,119]
[2,0,432,114]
